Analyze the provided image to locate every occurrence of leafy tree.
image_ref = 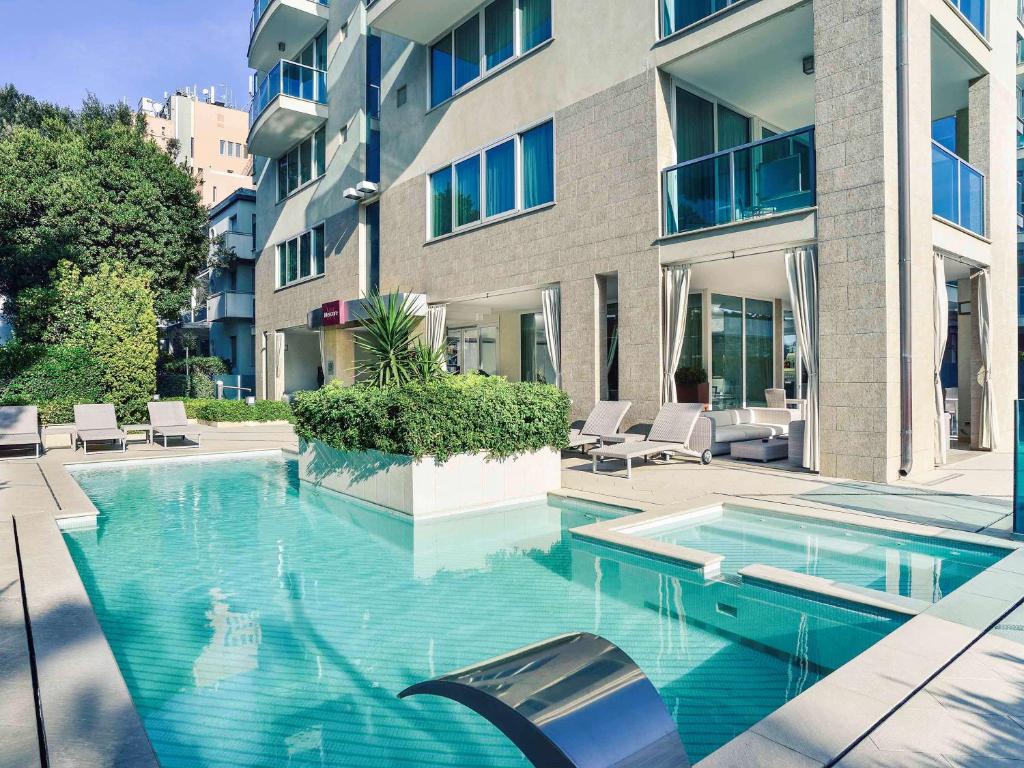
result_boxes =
[0,86,208,322]
[22,260,158,419]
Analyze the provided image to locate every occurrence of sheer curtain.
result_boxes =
[975,268,998,450]
[661,265,691,402]
[541,286,562,388]
[522,121,554,208]
[426,305,447,351]
[485,141,516,217]
[485,0,514,69]
[934,252,949,465]
[520,0,552,52]
[785,247,819,471]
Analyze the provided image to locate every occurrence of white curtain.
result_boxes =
[661,264,691,403]
[274,331,285,401]
[426,304,447,351]
[785,247,819,472]
[934,252,949,465]
[976,269,998,450]
[541,286,562,388]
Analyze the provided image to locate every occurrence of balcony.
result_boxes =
[662,127,815,236]
[248,60,327,158]
[366,0,483,45]
[932,142,985,237]
[220,231,256,260]
[208,292,256,322]
[249,0,330,73]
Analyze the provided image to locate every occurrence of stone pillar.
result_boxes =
[560,276,598,421]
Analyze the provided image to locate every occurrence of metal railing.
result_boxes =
[249,60,327,126]
[251,0,329,38]
[662,126,815,236]
[661,0,747,38]
[931,141,985,237]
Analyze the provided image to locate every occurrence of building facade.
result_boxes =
[139,88,254,207]
[249,0,1017,483]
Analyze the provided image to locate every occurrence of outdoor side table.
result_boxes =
[788,420,806,466]
[730,438,789,463]
[42,424,77,450]
[122,423,152,445]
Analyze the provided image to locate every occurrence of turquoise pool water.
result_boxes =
[641,506,1007,602]
[66,455,903,766]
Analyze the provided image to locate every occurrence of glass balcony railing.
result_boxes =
[250,0,329,38]
[249,60,327,126]
[932,142,985,236]
[661,0,747,38]
[663,126,815,236]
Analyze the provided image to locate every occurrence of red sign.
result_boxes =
[322,300,341,327]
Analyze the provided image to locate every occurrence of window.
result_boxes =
[674,87,751,163]
[396,85,408,108]
[212,186,218,202]
[275,224,326,288]
[220,139,227,155]
[429,119,553,238]
[276,127,327,200]
[429,0,552,108]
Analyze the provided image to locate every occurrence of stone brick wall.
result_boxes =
[378,71,664,422]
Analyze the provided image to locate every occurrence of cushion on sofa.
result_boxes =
[705,410,738,427]
[749,408,794,426]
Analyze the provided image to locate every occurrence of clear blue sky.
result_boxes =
[0,0,252,110]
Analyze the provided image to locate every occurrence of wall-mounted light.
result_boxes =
[278,42,286,52]
[344,187,364,200]
[802,55,815,75]
[356,180,379,195]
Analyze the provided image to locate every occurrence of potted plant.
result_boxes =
[675,365,710,406]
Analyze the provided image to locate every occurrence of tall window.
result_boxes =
[366,202,380,295]
[275,224,326,288]
[429,119,554,238]
[429,0,552,108]
[710,293,774,409]
[520,313,556,384]
[674,87,751,163]
[277,127,327,200]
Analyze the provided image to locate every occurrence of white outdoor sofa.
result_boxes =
[693,408,795,456]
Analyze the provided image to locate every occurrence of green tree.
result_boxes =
[0,87,209,322]
[23,260,159,419]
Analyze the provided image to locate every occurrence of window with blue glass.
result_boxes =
[949,0,985,37]
[429,0,552,108]
[662,0,744,39]
[931,115,985,236]
[366,202,380,294]
[429,119,554,238]
[366,33,381,119]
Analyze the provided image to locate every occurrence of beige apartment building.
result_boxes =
[139,88,254,206]
[248,0,1017,483]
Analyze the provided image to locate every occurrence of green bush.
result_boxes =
[292,375,570,463]
[161,356,229,376]
[172,398,294,423]
[0,342,104,424]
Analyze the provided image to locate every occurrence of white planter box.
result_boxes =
[298,439,562,519]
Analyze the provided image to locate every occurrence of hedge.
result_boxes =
[172,398,294,423]
[0,342,104,425]
[292,375,570,463]
[161,356,230,376]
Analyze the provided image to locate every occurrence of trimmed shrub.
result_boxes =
[0,342,104,425]
[292,375,570,463]
[161,356,230,376]
[172,398,294,423]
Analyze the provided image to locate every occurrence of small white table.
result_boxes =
[122,424,152,445]
[730,438,789,463]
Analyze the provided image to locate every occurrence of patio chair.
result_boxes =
[0,405,42,459]
[74,404,128,455]
[589,402,712,479]
[567,400,632,452]
[765,388,787,409]
[148,402,201,448]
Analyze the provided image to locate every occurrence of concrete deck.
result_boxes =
[0,431,1020,767]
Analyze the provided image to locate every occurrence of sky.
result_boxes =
[0,0,253,111]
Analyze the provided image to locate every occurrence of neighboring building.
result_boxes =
[162,189,257,395]
[0,296,12,346]
[139,88,254,207]
[248,0,1017,484]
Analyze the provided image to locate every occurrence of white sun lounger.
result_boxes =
[0,405,43,458]
[148,402,201,448]
[74,404,128,454]
[589,402,712,479]
[566,400,632,451]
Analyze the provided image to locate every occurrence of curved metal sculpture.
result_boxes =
[398,632,690,768]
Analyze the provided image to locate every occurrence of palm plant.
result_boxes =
[354,292,444,386]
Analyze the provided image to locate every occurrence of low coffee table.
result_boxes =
[730,438,789,463]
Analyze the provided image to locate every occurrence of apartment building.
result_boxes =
[249,0,1017,483]
[139,88,254,206]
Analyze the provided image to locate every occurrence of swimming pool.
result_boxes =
[632,506,1007,602]
[66,455,904,766]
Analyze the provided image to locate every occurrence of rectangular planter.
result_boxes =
[298,439,562,519]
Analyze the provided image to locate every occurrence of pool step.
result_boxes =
[738,564,929,617]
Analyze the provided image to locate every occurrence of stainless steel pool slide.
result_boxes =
[399,632,690,768]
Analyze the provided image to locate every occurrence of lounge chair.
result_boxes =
[765,388,787,409]
[589,402,712,479]
[148,402,201,448]
[74,404,127,454]
[0,406,42,458]
[567,400,632,451]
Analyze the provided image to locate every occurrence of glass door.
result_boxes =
[710,294,775,410]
